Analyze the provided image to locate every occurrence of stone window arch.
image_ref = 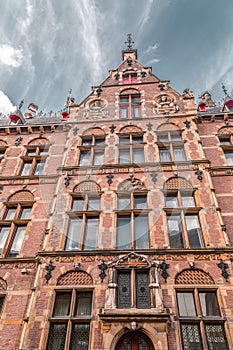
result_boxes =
[78,128,106,166]
[119,88,142,119]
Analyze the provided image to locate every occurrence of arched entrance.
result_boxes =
[116,331,154,350]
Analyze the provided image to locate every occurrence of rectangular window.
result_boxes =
[79,151,91,166]
[83,217,98,250]
[177,290,228,350]
[93,150,104,165]
[185,215,202,248]
[165,195,178,208]
[119,95,141,119]
[5,208,16,220]
[117,270,150,309]
[133,148,144,163]
[117,217,131,250]
[0,296,5,314]
[173,147,186,161]
[167,215,183,248]
[47,291,92,350]
[119,149,130,164]
[225,151,233,166]
[134,215,149,249]
[34,161,45,175]
[65,218,82,251]
[9,226,26,257]
[21,162,31,176]
[0,227,10,254]
[159,148,171,162]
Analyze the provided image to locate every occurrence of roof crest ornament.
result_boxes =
[124,33,134,50]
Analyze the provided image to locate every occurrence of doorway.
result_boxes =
[116,332,154,350]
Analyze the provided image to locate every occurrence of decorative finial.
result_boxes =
[222,83,228,97]
[18,100,24,110]
[124,33,134,50]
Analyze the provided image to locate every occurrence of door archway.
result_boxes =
[116,331,154,350]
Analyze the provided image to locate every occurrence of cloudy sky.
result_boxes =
[0,0,233,114]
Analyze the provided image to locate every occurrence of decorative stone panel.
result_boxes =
[175,268,214,285]
[73,181,101,194]
[83,127,105,136]
[0,278,7,290]
[119,125,143,133]
[57,271,93,285]
[164,177,193,190]
[28,137,49,145]
[8,190,34,202]
[218,126,233,135]
[157,123,179,131]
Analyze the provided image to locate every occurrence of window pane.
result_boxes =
[73,198,85,211]
[132,107,141,119]
[120,107,128,119]
[88,198,100,210]
[159,149,171,162]
[0,297,4,314]
[9,226,26,256]
[65,218,82,251]
[205,324,228,350]
[132,95,140,103]
[225,152,233,166]
[118,272,131,308]
[95,138,105,146]
[79,151,91,166]
[20,207,32,219]
[134,196,147,209]
[0,227,10,254]
[136,272,150,308]
[174,147,186,161]
[93,150,104,165]
[132,136,143,144]
[219,137,230,145]
[177,292,196,316]
[5,208,16,220]
[119,136,130,144]
[82,139,92,146]
[117,217,131,249]
[157,134,169,143]
[134,215,149,249]
[131,74,138,83]
[27,149,37,156]
[167,216,183,248]
[83,217,98,250]
[40,148,49,156]
[199,292,220,316]
[171,133,182,141]
[21,163,31,176]
[119,149,130,164]
[70,323,90,350]
[133,148,144,163]
[75,292,92,316]
[118,196,130,210]
[181,324,202,350]
[46,323,67,350]
[34,161,45,175]
[165,196,178,208]
[53,292,71,316]
[185,215,202,248]
[182,195,195,207]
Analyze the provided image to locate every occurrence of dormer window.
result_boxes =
[122,73,138,84]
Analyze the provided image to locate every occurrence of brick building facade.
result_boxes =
[0,43,233,349]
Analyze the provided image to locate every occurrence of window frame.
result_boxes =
[119,94,141,119]
[65,193,101,251]
[117,269,150,309]
[115,191,149,250]
[0,201,33,257]
[46,288,93,350]
[164,189,203,249]
[122,73,138,84]
[175,287,229,350]
[78,135,105,167]
[118,133,145,164]
[157,130,186,162]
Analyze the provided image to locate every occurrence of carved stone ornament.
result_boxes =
[108,252,151,268]
[83,99,108,119]
[118,174,146,192]
[153,94,179,115]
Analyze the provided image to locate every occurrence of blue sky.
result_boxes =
[0,0,232,114]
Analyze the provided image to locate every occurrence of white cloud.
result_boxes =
[0,91,16,115]
[138,0,154,32]
[146,58,160,65]
[143,43,159,55]
[0,44,23,68]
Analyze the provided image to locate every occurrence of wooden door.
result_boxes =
[116,332,153,350]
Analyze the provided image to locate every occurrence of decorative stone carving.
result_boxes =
[118,174,146,192]
[149,263,164,309]
[105,267,117,309]
[83,99,108,119]
[153,94,179,115]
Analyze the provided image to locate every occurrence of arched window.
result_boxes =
[164,177,203,249]
[78,128,106,166]
[157,123,186,162]
[175,269,228,350]
[116,332,154,350]
[0,191,34,257]
[65,182,101,251]
[118,126,144,164]
[217,126,233,166]
[119,89,141,119]
[21,137,50,176]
